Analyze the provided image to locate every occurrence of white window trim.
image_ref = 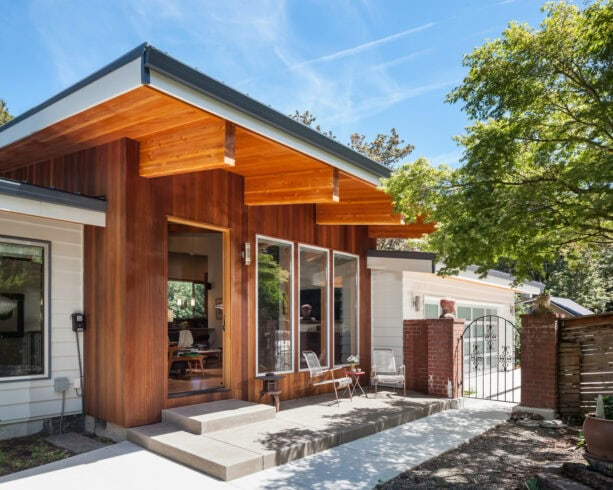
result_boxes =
[332,251,360,368]
[0,235,51,382]
[255,235,294,376]
[297,244,330,372]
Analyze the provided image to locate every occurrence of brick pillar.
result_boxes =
[520,313,559,411]
[404,318,464,398]
[403,320,428,392]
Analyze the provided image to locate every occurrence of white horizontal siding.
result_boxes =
[371,271,404,366]
[0,212,83,426]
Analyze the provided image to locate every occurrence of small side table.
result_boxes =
[256,373,285,412]
[345,369,368,398]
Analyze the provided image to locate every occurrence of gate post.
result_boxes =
[515,312,559,419]
[403,318,464,399]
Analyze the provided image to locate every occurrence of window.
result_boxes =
[0,237,49,379]
[333,253,358,366]
[298,246,328,369]
[168,280,207,320]
[256,237,293,374]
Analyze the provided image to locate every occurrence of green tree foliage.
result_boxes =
[0,98,12,125]
[384,1,613,282]
[540,246,613,312]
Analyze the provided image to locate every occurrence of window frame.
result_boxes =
[0,235,51,383]
[297,244,330,372]
[255,235,294,376]
[332,251,360,368]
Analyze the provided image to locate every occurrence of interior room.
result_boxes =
[167,223,224,397]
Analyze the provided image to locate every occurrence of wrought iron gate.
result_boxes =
[461,315,520,402]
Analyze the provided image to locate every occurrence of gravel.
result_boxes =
[376,420,585,489]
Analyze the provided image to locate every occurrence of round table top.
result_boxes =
[345,370,365,376]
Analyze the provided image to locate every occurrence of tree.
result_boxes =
[0,98,12,125]
[384,1,613,281]
[290,110,413,169]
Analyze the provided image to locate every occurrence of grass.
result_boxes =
[0,434,74,477]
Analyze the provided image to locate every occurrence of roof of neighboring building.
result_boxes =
[0,177,107,211]
[550,296,594,317]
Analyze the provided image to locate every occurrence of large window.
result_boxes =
[256,237,293,374]
[333,253,358,366]
[298,246,328,369]
[0,237,48,380]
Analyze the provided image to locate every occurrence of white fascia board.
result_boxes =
[0,58,143,148]
[0,195,105,227]
[367,256,433,273]
[148,70,382,186]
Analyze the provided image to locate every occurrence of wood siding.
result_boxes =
[2,138,374,427]
[558,313,613,417]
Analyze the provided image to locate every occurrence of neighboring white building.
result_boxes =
[0,179,106,439]
[368,250,543,368]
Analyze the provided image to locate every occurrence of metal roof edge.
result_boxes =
[0,178,107,212]
[367,249,436,261]
[0,43,149,134]
[143,45,391,180]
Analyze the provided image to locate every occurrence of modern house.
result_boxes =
[368,250,544,368]
[0,44,435,438]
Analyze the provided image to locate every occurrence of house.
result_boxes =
[0,44,434,438]
[367,250,544,368]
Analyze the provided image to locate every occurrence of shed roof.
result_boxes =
[0,43,432,237]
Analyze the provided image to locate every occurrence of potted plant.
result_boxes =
[583,394,613,463]
[347,355,359,372]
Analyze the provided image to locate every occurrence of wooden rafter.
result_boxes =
[368,222,436,239]
[245,167,339,205]
[139,119,235,178]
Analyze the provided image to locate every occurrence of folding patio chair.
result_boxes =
[302,351,352,406]
[371,348,406,396]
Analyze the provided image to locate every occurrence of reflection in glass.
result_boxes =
[257,238,292,374]
[333,253,358,366]
[299,246,328,369]
[0,239,46,378]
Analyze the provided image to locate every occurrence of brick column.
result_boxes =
[403,320,428,392]
[520,313,559,411]
[404,318,464,398]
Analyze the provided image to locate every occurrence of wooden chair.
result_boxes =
[168,346,204,377]
[371,348,406,396]
[302,350,352,406]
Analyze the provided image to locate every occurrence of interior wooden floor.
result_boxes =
[168,368,223,396]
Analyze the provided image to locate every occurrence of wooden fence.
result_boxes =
[558,312,613,417]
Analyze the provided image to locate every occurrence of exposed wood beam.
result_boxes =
[316,201,404,225]
[245,167,339,205]
[139,120,235,178]
[368,222,437,239]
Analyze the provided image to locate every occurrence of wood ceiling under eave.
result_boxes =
[0,85,434,238]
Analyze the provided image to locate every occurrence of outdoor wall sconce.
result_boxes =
[412,295,421,311]
[242,242,252,266]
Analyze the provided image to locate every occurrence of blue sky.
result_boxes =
[0,0,552,168]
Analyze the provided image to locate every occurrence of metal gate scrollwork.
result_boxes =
[461,315,520,402]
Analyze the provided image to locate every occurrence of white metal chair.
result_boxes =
[303,351,352,406]
[371,348,406,396]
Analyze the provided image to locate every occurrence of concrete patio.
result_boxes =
[127,391,458,480]
[0,395,514,489]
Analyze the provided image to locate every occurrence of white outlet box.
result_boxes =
[74,377,81,390]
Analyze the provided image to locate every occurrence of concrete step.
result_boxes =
[161,399,276,434]
[127,423,264,481]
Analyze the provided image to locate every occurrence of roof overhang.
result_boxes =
[0,178,106,226]
[0,43,432,236]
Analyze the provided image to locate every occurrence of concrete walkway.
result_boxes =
[0,399,513,489]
